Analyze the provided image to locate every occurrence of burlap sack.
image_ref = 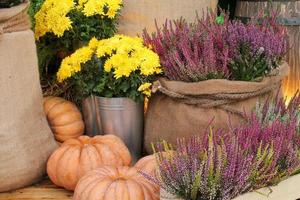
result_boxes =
[144,63,289,153]
[0,2,57,192]
[118,0,218,36]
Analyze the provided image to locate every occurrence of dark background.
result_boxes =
[219,0,237,18]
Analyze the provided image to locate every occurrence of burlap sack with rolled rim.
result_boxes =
[0,2,58,192]
[144,63,289,153]
[118,0,218,36]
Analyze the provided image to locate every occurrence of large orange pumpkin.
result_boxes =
[135,154,157,176]
[47,135,132,190]
[43,96,84,142]
[73,166,159,200]
[135,151,175,177]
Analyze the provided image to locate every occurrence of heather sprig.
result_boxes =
[254,94,300,144]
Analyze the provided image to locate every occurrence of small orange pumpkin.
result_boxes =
[47,135,132,190]
[73,166,159,200]
[43,96,84,142]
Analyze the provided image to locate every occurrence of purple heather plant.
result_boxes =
[143,11,287,82]
[152,132,254,200]
[225,11,287,81]
[143,14,231,82]
[148,96,300,200]
[254,94,300,146]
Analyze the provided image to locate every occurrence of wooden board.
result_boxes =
[0,179,73,200]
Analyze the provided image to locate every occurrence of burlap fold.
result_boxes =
[0,1,30,36]
[0,2,57,192]
[144,63,289,153]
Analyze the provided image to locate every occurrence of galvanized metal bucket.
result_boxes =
[82,96,144,162]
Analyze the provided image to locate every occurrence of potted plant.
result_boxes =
[142,12,289,153]
[56,35,162,161]
[149,95,300,199]
[28,0,122,102]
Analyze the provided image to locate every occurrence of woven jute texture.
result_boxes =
[0,1,30,37]
[144,63,289,153]
[0,2,58,192]
[118,0,218,36]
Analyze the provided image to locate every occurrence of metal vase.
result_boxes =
[82,96,144,162]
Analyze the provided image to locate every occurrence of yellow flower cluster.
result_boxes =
[96,35,162,79]
[57,35,162,97]
[138,83,152,97]
[34,0,74,39]
[57,38,98,82]
[34,0,122,39]
[78,0,122,18]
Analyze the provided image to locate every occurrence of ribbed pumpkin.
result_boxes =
[43,96,84,142]
[135,151,175,177]
[135,154,157,176]
[73,166,159,200]
[47,135,132,190]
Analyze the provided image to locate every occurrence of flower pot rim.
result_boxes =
[91,95,135,100]
[159,61,289,85]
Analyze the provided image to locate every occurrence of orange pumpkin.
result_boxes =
[135,154,157,176]
[43,96,85,142]
[47,135,132,190]
[135,151,175,177]
[73,166,159,200]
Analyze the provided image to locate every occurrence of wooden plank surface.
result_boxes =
[0,179,73,200]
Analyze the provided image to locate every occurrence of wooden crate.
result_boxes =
[0,179,72,200]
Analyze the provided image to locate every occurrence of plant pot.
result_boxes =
[82,96,144,162]
[160,174,300,200]
[144,63,289,153]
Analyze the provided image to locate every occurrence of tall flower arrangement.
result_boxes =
[57,35,161,101]
[28,0,122,99]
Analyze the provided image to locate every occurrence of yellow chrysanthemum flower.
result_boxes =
[138,83,152,97]
[79,0,121,18]
[34,0,74,39]
[57,45,96,82]
[88,37,99,50]
[105,0,122,18]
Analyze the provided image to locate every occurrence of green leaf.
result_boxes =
[216,14,225,25]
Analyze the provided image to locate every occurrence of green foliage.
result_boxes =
[73,58,151,102]
[229,44,269,81]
